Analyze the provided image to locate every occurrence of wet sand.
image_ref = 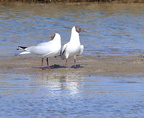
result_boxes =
[1,54,144,77]
[1,54,144,117]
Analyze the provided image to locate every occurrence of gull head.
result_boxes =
[50,33,61,42]
[75,26,86,33]
[50,33,56,40]
[50,33,61,40]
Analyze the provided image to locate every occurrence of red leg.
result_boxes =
[74,59,77,69]
[65,59,68,66]
[41,58,44,70]
[46,58,50,70]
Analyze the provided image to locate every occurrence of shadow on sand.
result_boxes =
[33,64,83,70]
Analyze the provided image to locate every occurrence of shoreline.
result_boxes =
[1,54,144,77]
[0,1,144,4]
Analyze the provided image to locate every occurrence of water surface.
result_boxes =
[0,3,144,117]
[0,3,144,56]
[1,74,144,117]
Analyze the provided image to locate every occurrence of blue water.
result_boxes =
[1,74,144,117]
[0,3,144,117]
[0,3,144,56]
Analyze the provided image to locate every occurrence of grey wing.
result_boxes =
[37,41,53,46]
[26,44,53,55]
[18,41,53,55]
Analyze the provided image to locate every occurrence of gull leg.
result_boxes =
[74,59,77,69]
[65,59,68,66]
[41,58,44,70]
[46,57,50,70]
[74,56,77,69]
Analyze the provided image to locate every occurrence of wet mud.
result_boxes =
[1,54,144,77]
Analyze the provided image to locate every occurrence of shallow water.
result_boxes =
[0,3,144,56]
[1,74,144,117]
[0,3,144,117]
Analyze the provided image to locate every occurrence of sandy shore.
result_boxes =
[1,54,144,77]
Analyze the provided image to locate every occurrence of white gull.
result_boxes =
[17,33,61,70]
[60,26,86,68]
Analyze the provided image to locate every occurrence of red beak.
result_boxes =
[82,29,87,32]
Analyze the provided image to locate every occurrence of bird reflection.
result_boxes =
[37,74,83,96]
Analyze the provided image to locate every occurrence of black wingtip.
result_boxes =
[17,46,27,50]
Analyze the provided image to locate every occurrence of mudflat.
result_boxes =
[1,54,144,77]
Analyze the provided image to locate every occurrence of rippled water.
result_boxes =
[0,3,144,117]
[1,74,144,117]
[0,3,144,56]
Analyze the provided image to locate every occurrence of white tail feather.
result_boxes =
[19,51,31,55]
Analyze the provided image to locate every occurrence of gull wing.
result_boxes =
[79,45,84,55]
[60,43,69,59]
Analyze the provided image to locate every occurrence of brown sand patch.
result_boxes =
[0,54,144,77]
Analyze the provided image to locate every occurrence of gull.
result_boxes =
[17,33,61,70]
[60,26,86,68]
